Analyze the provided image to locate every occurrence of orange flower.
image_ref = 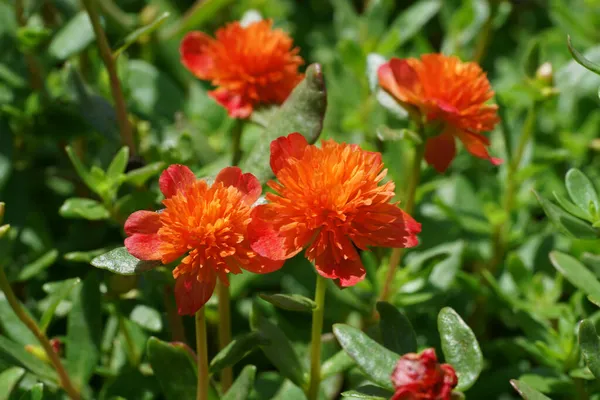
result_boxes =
[180,19,304,118]
[124,165,283,315]
[391,348,457,400]
[379,54,501,173]
[247,133,421,287]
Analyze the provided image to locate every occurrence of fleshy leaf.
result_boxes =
[259,293,317,313]
[91,247,161,275]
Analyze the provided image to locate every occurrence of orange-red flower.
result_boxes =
[247,133,421,287]
[379,54,501,173]
[180,19,304,118]
[124,165,283,315]
[391,348,458,400]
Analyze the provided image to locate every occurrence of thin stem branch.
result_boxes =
[80,0,136,155]
[195,308,209,400]
[307,274,327,400]
[0,266,81,399]
[15,0,46,95]
[378,141,425,303]
[217,279,233,391]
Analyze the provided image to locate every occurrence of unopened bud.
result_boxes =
[0,224,9,239]
[50,338,62,355]
[0,202,4,223]
[140,5,159,27]
[536,62,553,85]
[25,344,50,363]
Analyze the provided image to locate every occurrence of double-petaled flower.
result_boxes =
[124,165,282,315]
[180,19,304,118]
[379,54,500,173]
[391,348,458,400]
[247,133,421,287]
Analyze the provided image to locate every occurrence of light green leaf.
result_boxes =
[333,324,398,390]
[341,385,392,399]
[568,35,600,76]
[48,12,95,61]
[321,350,355,380]
[377,302,417,355]
[553,191,593,221]
[437,307,483,391]
[222,365,256,400]
[60,198,110,220]
[0,336,57,383]
[0,293,38,346]
[534,191,599,239]
[125,162,166,187]
[17,250,59,282]
[566,168,599,217]
[39,278,81,333]
[130,305,162,332]
[0,367,25,400]
[19,383,43,400]
[510,379,552,400]
[91,247,161,275]
[114,12,170,58]
[550,251,600,299]
[106,147,130,182]
[579,319,600,378]
[259,293,316,313]
[65,146,100,191]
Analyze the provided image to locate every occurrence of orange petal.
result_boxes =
[159,164,196,199]
[209,88,253,118]
[180,32,215,80]
[455,130,503,166]
[313,244,366,287]
[247,204,311,260]
[350,204,421,249]
[235,251,284,274]
[215,167,261,205]
[424,131,457,173]
[174,271,217,315]
[124,210,161,236]
[379,59,421,105]
[124,233,162,260]
[270,132,308,174]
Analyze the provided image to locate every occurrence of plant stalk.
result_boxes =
[217,279,233,391]
[307,274,327,400]
[195,308,210,400]
[81,0,137,155]
[15,0,47,96]
[0,266,81,399]
[378,142,426,303]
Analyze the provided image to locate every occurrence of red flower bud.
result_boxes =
[391,348,457,400]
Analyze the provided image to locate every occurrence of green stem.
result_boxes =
[80,0,136,155]
[0,266,81,399]
[15,0,47,97]
[217,279,233,391]
[195,308,209,400]
[231,120,244,166]
[307,274,327,400]
[378,141,425,303]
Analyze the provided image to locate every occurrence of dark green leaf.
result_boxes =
[147,337,218,400]
[534,191,599,239]
[0,293,39,346]
[579,319,600,378]
[48,12,95,61]
[114,12,170,57]
[341,385,393,399]
[377,0,441,54]
[222,365,256,400]
[125,162,166,187]
[566,168,599,217]
[17,249,59,281]
[210,332,266,373]
[59,198,110,220]
[524,38,541,78]
[39,278,81,333]
[259,293,316,313]
[0,119,13,191]
[130,305,162,332]
[66,274,102,390]
[19,383,43,400]
[250,301,306,388]
[376,302,417,355]
[510,379,552,400]
[549,251,600,299]
[64,248,111,263]
[0,367,25,400]
[437,307,483,391]
[91,247,161,275]
[333,324,398,390]
[567,35,600,76]
[0,336,57,383]
[163,0,234,39]
[239,63,327,184]
[321,350,355,380]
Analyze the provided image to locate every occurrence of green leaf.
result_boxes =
[376,302,417,355]
[125,162,166,187]
[106,147,130,182]
[579,319,600,378]
[59,198,110,220]
[549,251,600,299]
[222,365,256,400]
[130,305,162,332]
[39,278,81,333]
[259,293,316,313]
[524,38,541,78]
[553,191,593,221]
[0,119,12,192]
[567,35,600,76]
[64,248,111,263]
[66,273,102,390]
[19,383,43,400]
[341,385,392,399]
[91,247,161,275]
[48,12,95,61]
[534,191,599,239]
[163,0,235,39]
[333,324,398,390]
[437,307,483,391]
[65,146,99,191]
[0,293,39,346]
[0,336,57,383]
[147,337,218,400]
[510,379,552,400]
[17,249,59,281]
[250,301,306,388]
[321,350,355,380]
[239,63,327,184]
[377,0,441,54]
[16,26,51,51]
[566,168,599,217]
[0,367,25,400]
[114,12,170,58]
[210,332,266,374]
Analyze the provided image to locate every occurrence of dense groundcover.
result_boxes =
[2,0,600,399]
